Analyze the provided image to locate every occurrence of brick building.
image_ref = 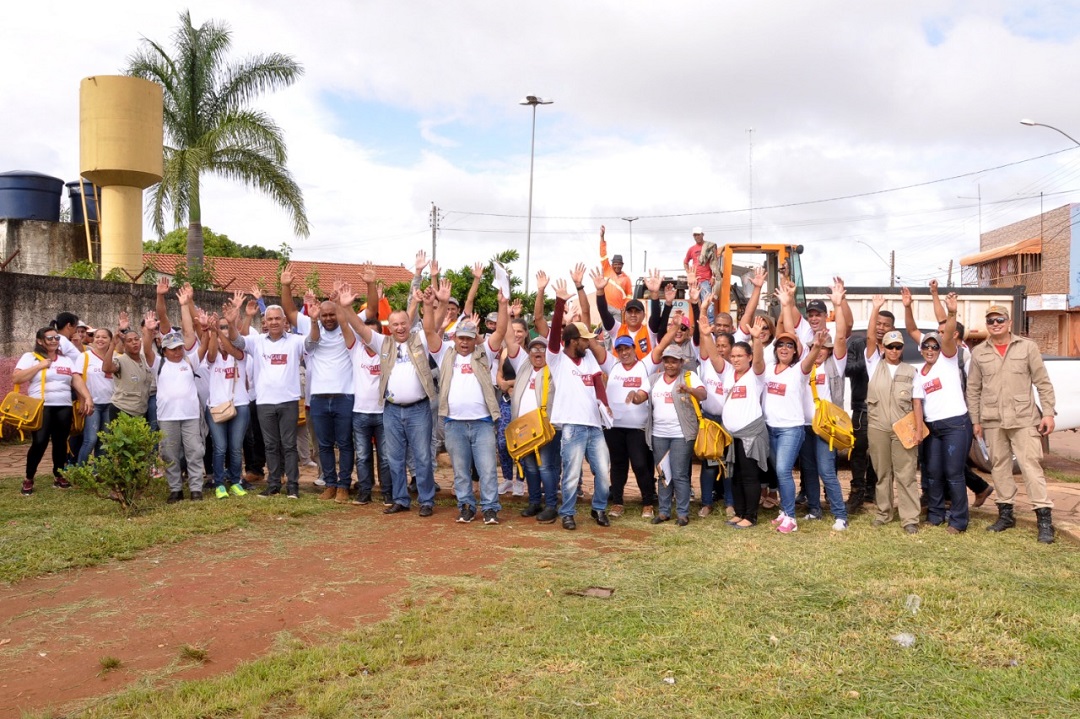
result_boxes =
[960,203,1078,355]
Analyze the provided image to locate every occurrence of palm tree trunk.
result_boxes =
[187,175,203,272]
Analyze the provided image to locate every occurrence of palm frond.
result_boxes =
[211,148,310,237]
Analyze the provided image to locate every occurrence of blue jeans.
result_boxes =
[76,402,112,464]
[926,414,972,531]
[146,394,159,432]
[653,435,694,518]
[768,425,804,517]
[383,400,434,508]
[353,412,390,497]
[205,404,250,486]
[496,394,514,483]
[444,418,501,512]
[310,394,355,488]
[697,411,728,507]
[521,430,562,508]
[698,280,714,322]
[559,424,611,517]
[799,426,848,522]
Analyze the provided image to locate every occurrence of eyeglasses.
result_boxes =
[921,344,940,351]
[885,344,904,351]
[775,341,796,349]
[43,336,60,342]
[986,317,1008,326]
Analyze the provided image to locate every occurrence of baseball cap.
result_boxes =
[692,226,704,235]
[528,336,547,348]
[613,335,635,349]
[920,331,942,348]
[485,312,498,324]
[456,321,478,338]
[563,322,596,341]
[883,330,904,347]
[624,299,645,313]
[160,331,185,349]
[611,254,624,264]
[985,304,1010,319]
[447,297,460,307]
[661,346,684,360]
[806,299,828,314]
[774,332,798,345]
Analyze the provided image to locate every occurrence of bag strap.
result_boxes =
[82,351,90,380]
[809,363,821,402]
[16,353,49,397]
[684,370,705,423]
[539,366,551,415]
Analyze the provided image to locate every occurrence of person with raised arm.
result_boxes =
[596,267,658,361]
[108,312,154,425]
[865,295,921,534]
[735,267,776,356]
[598,225,633,311]
[545,273,613,530]
[75,326,118,464]
[204,302,253,498]
[723,317,769,529]
[696,290,735,517]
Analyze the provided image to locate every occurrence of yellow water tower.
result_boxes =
[79,75,163,275]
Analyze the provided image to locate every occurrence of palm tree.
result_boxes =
[127,10,310,270]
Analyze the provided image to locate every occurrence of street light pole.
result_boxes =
[620,216,638,274]
[1020,118,1080,147]
[521,95,553,295]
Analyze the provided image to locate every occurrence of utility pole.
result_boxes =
[947,259,954,287]
[620,216,638,274]
[890,250,896,288]
[747,128,754,243]
[430,202,439,262]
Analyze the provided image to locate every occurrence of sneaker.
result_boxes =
[608,504,625,518]
[497,480,513,495]
[771,511,788,526]
[214,485,229,499]
[352,492,372,506]
[803,511,823,521]
[229,483,247,497]
[313,477,327,488]
[166,490,184,503]
[239,480,256,491]
[832,519,848,531]
[286,488,299,499]
[258,487,281,498]
[641,505,655,519]
[21,479,34,496]
[190,492,203,501]
[53,477,72,489]
[536,507,559,523]
[483,509,499,525]
[457,505,476,523]
[795,491,808,506]
[304,461,319,470]
[511,480,526,496]
[418,504,434,517]
[776,516,798,534]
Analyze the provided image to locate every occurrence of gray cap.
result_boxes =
[661,346,684,360]
[160,331,185,349]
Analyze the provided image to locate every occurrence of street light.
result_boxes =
[1020,118,1080,147]
[520,95,553,295]
[620,216,638,274]
[855,239,896,287]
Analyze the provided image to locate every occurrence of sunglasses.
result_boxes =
[43,336,60,342]
[921,343,940,351]
[986,317,1008,326]
[775,341,796,349]
[885,344,904,351]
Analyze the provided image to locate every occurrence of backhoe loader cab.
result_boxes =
[716,243,805,321]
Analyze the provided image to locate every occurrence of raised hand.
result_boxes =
[144,311,160,333]
[687,276,699,304]
[945,292,958,313]
[664,283,676,305]
[553,278,571,301]
[570,263,587,287]
[536,270,549,292]
[509,298,523,317]
[195,307,210,331]
[222,302,238,325]
[599,225,605,240]
[644,268,662,294]
[776,281,794,306]
[360,263,377,284]
[498,289,508,305]
[118,311,130,332]
[414,249,429,274]
[871,293,885,308]
[435,277,452,303]
[830,277,847,307]
[249,283,262,301]
[429,259,440,276]
[303,288,317,312]
[590,266,608,291]
[230,289,246,310]
[900,286,912,307]
[929,278,939,294]
[176,283,194,306]
[812,329,829,348]
[472,261,484,281]
[280,264,294,286]
[749,266,766,289]
[748,316,766,339]
[468,312,481,327]
[156,276,170,296]
[337,283,357,306]
[245,299,259,318]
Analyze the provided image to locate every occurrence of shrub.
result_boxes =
[61,414,164,515]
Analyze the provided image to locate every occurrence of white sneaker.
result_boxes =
[832,519,848,532]
[511,479,526,496]
[498,480,513,495]
[313,478,327,487]
[776,516,798,534]
[304,461,319,469]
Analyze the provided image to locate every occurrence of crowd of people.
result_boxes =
[10,228,1059,542]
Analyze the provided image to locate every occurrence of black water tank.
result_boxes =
[0,171,63,221]
[66,180,100,224]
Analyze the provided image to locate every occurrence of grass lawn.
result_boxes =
[49,513,1080,719]
[0,477,342,583]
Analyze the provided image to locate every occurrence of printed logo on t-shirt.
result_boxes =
[367,364,381,376]
[815,374,826,385]
[269,354,287,365]
[714,383,725,395]
[662,391,674,404]
[528,378,536,390]
[104,372,114,379]
[224,367,237,379]
[460,364,474,375]
[572,368,595,386]
[638,337,650,354]
[730,385,747,399]
[766,382,786,396]
[56,366,72,376]
[622,376,642,388]
[923,378,942,394]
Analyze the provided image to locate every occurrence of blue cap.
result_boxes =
[614,335,635,348]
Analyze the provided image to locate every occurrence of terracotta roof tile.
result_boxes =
[143,254,413,296]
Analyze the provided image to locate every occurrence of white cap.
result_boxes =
[692,227,704,235]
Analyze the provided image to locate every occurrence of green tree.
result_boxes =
[143,226,283,259]
[127,10,309,272]
[441,249,523,319]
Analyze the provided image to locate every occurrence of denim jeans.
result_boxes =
[698,279,714,323]
[146,394,159,432]
[383,400,434,508]
[444,418,501,512]
[653,435,694,518]
[206,404,250,486]
[353,412,390,497]
[310,394,355,488]
[559,424,611,517]
[76,402,112,464]
[521,430,562,508]
[496,394,514,483]
[926,413,972,531]
[768,425,804,517]
[799,426,848,522]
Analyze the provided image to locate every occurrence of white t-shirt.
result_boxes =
[366,331,429,406]
[803,355,848,423]
[243,331,306,405]
[546,347,604,427]
[153,349,203,421]
[602,356,658,429]
[297,314,355,395]
[57,335,83,366]
[763,363,809,428]
[432,343,498,420]
[204,354,251,407]
[722,368,764,433]
[913,351,968,422]
[734,329,777,367]
[517,366,548,417]
[866,350,901,381]
[698,360,734,417]
[651,371,704,438]
[348,340,384,414]
[15,353,76,406]
[82,350,116,405]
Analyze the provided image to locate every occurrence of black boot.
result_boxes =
[1035,507,1055,544]
[845,489,866,513]
[986,502,1015,532]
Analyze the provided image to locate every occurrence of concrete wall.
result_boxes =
[0,219,90,276]
[979,203,1072,294]
[0,272,253,398]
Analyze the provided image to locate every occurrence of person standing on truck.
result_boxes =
[967,305,1057,544]
[683,227,715,322]
[598,225,633,312]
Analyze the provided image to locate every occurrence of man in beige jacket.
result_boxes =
[966,305,1057,543]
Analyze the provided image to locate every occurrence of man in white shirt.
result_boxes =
[543,277,613,530]
[229,304,307,498]
[153,329,205,503]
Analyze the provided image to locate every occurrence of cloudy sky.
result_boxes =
[4,0,1080,288]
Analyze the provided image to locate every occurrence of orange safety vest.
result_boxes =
[617,323,653,361]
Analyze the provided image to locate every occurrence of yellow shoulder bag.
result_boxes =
[809,364,855,457]
[506,367,556,474]
[1,355,48,440]
[71,352,90,436]
[686,371,732,461]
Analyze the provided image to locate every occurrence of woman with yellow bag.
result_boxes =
[11,328,94,495]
